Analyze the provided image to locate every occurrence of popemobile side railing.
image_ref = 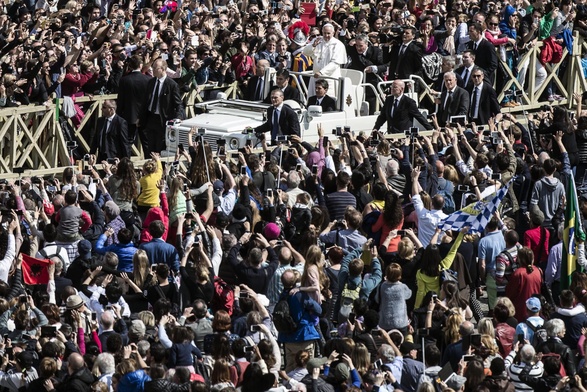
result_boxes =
[0,81,240,177]
[415,31,587,113]
[0,32,586,178]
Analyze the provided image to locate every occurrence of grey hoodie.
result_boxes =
[530,177,564,225]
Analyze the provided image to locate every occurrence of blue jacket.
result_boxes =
[95,234,138,272]
[277,289,322,344]
[118,370,151,392]
[139,239,180,272]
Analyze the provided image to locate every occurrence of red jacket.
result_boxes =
[524,226,550,265]
[506,266,543,322]
[140,193,169,243]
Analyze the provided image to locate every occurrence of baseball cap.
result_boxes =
[526,297,541,313]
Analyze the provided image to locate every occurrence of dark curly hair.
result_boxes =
[382,191,403,228]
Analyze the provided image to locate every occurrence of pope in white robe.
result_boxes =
[302,23,347,100]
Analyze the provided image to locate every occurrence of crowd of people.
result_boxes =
[1,0,587,391]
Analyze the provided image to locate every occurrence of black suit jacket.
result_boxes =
[254,103,301,140]
[263,85,301,104]
[387,41,423,80]
[117,71,150,125]
[91,114,130,161]
[454,66,475,92]
[436,86,470,126]
[245,75,273,101]
[347,45,386,86]
[467,39,498,84]
[307,95,337,112]
[140,77,184,126]
[467,82,501,126]
[374,95,433,133]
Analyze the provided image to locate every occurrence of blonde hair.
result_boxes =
[477,318,495,338]
[132,250,153,289]
[444,165,460,183]
[398,238,414,260]
[137,311,155,328]
[351,343,371,376]
[496,297,516,318]
[443,310,464,345]
[143,160,157,174]
[481,334,499,356]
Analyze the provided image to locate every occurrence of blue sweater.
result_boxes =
[95,234,138,272]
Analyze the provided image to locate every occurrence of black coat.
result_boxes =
[387,41,423,80]
[245,75,273,101]
[90,114,130,161]
[374,95,433,133]
[467,39,498,84]
[436,86,470,126]
[537,337,576,376]
[117,71,150,125]
[254,103,301,141]
[263,85,301,104]
[346,45,386,86]
[307,94,337,112]
[466,81,501,125]
[454,65,475,91]
[57,368,95,392]
[140,77,184,126]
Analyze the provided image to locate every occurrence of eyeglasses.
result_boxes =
[488,22,499,26]
[472,74,483,78]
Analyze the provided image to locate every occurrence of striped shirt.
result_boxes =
[505,353,544,392]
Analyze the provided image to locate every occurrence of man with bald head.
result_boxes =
[386,159,407,194]
[373,80,433,134]
[266,242,305,311]
[277,269,322,372]
[245,59,271,101]
[139,58,184,155]
[62,352,94,392]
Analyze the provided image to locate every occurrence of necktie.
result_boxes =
[100,118,109,152]
[471,87,479,118]
[395,45,407,74]
[150,79,160,113]
[473,42,478,51]
[255,78,264,101]
[272,108,280,140]
[317,98,322,105]
[391,98,398,117]
[463,68,469,85]
[444,90,453,110]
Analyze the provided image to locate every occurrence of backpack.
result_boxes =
[39,246,66,265]
[437,178,455,214]
[211,277,235,316]
[338,281,362,323]
[272,295,298,333]
[524,319,547,348]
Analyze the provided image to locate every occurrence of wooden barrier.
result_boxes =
[0,32,585,178]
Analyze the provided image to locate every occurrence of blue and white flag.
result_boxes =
[438,181,512,234]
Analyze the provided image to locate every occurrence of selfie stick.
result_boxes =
[422,334,426,367]
[200,130,211,183]
[277,144,284,188]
